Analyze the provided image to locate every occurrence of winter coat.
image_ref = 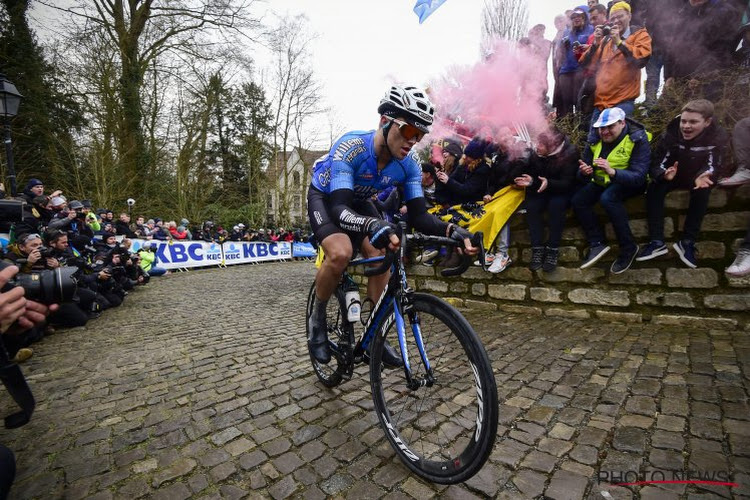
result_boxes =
[559,6,594,74]
[436,160,490,206]
[519,140,580,195]
[581,118,651,188]
[650,115,731,189]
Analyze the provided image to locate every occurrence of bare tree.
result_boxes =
[266,14,324,227]
[40,0,261,191]
[481,0,529,51]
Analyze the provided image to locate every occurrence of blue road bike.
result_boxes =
[305,228,498,484]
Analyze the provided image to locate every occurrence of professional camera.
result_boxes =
[0,260,78,305]
[601,23,613,37]
[38,246,55,259]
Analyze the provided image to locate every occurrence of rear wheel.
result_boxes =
[305,282,352,388]
[369,293,498,484]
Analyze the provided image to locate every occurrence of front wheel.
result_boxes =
[369,293,498,484]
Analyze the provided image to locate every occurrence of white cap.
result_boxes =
[593,107,626,128]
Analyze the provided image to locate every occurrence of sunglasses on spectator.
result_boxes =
[386,117,426,142]
[19,233,41,244]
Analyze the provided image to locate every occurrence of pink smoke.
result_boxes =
[426,38,549,146]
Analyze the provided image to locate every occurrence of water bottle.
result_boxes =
[344,277,361,323]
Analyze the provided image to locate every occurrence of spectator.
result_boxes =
[663,0,738,100]
[580,1,651,137]
[557,6,594,117]
[134,215,152,239]
[572,107,650,273]
[138,241,168,276]
[588,0,601,8]
[552,14,571,113]
[577,4,608,119]
[115,213,137,238]
[229,225,245,241]
[720,117,750,186]
[180,218,193,239]
[150,219,170,241]
[514,128,579,272]
[169,222,189,240]
[434,138,464,207]
[642,0,684,107]
[638,99,730,268]
[435,138,491,206]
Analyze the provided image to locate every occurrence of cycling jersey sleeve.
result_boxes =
[402,152,425,202]
[406,197,450,236]
[329,188,378,234]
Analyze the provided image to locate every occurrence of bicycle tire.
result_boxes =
[369,293,498,484]
[305,282,351,388]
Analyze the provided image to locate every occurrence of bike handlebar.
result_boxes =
[361,230,486,278]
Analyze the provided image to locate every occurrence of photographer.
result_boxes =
[137,241,167,276]
[115,213,137,238]
[48,200,95,250]
[579,2,651,139]
[0,264,58,497]
[44,230,101,326]
[556,7,594,117]
[87,235,127,308]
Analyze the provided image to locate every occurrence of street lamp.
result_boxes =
[127,198,135,219]
[0,74,23,197]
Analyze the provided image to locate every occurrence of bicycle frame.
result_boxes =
[348,239,434,390]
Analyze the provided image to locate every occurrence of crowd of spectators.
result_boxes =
[412,0,750,278]
[0,179,315,364]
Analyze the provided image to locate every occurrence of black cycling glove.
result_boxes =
[368,220,398,249]
[448,224,472,245]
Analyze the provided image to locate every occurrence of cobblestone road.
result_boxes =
[0,261,748,499]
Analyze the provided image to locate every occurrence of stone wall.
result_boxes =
[371,184,750,330]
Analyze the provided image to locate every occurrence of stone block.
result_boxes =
[449,282,468,293]
[530,287,563,303]
[561,226,587,241]
[665,190,690,210]
[636,291,695,308]
[595,311,642,323]
[513,229,531,245]
[608,269,662,285]
[698,211,750,232]
[460,267,488,280]
[407,265,435,277]
[488,284,526,301]
[703,294,750,311]
[443,297,464,308]
[735,183,750,200]
[501,267,533,281]
[665,268,718,289]
[499,304,543,315]
[546,308,591,320]
[539,267,605,284]
[464,299,497,311]
[727,274,750,288]
[652,315,738,329]
[422,280,448,293]
[606,218,672,240]
[695,241,725,260]
[471,283,486,296]
[568,288,630,307]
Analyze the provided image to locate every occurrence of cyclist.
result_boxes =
[307,85,478,367]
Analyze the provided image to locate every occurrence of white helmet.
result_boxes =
[378,85,435,133]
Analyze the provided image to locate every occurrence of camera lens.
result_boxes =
[2,267,78,305]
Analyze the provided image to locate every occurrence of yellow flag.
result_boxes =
[429,186,525,249]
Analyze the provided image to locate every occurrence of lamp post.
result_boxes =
[0,74,23,197]
[127,198,135,219]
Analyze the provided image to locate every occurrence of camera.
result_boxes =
[38,246,55,259]
[572,41,582,49]
[0,199,24,224]
[601,23,613,37]
[0,260,78,305]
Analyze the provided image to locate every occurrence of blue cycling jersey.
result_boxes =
[310,130,424,202]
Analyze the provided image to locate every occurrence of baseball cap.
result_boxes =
[593,107,626,128]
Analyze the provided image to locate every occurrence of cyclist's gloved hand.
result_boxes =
[368,219,398,250]
[448,224,479,256]
[448,224,472,244]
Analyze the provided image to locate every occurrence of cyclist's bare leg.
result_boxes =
[360,237,389,303]
[315,233,353,301]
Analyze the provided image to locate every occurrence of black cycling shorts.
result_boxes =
[308,187,379,251]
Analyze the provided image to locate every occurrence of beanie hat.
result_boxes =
[609,1,631,14]
[50,196,67,207]
[420,162,437,177]
[25,178,43,190]
[442,139,463,158]
[463,138,488,159]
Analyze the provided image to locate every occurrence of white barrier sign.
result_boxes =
[221,241,292,265]
[130,239,223,269]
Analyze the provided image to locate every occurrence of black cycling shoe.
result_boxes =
[307,314,331,364]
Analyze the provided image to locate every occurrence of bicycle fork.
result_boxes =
[394,295,435,390]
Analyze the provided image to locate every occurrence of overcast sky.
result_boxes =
[262,0,565,141]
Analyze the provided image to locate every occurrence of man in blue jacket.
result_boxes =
[572,107,650,274]
[556,6,594,117]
